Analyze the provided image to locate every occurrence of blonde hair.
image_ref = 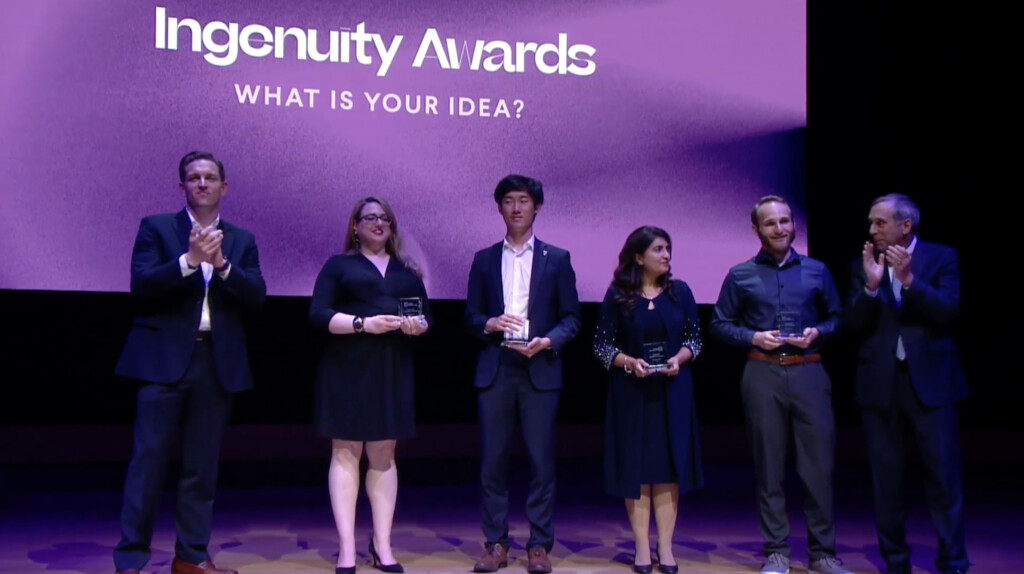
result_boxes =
[345,197,422,279]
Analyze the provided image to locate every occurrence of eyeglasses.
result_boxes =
[359,214,392,224]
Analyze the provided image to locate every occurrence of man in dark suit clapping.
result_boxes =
[113,151,266,574]
[846,193,969,574]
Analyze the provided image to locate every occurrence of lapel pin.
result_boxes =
[542,249,548,256]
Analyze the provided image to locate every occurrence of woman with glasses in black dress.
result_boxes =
[310,197,430,574]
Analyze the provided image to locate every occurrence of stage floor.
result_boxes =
[1,460,1020,574]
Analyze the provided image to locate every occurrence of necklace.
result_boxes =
[641,285,662,299]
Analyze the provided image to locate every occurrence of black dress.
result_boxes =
[634,303,678,485]
[310,254,430,441]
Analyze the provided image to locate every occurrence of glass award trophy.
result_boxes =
[399,297,423,317]
[399,297,427,327]
[776,311,804,340]
[642,341,669,373]
[501,318,530,347]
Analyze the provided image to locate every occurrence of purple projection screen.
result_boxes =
[0,0,806,302]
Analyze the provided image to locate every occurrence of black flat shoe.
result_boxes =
[369,539,405,573]
[632,563,653,574]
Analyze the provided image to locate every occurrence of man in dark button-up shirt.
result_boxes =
[710,195,850,574]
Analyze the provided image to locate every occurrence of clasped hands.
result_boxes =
[185,223,226,269]
[862,241,913,290]
[752,327,820,350]
[485,313,551,358]
[363,314,428,336]
[625,355,683,378]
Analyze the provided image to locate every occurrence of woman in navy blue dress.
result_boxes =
[310,197,430,573]
[594,226,703,574]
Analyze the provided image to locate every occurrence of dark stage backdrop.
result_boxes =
[0,0,806,303]
[0,3,1013,464]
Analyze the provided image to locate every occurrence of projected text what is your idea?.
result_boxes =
[233,85,527,118]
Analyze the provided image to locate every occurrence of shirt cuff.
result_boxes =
[179,254,198,277]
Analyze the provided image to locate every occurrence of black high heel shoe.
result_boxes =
[655,544,678,574]
[369,539,405,573]
[631,562,653,574]
[335,567,355,574]
[632,546,653,574]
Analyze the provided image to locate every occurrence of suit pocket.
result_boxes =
[926,339,956,355]
[132,320,159,331]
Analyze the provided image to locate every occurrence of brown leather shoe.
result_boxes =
[527,546,552,574]
[171,557,238,574]
[115,570,141,574]
[473,543,509,572]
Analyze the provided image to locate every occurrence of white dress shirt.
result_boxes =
[501,235,534,340]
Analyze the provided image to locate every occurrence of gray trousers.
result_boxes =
[741,359,836,560]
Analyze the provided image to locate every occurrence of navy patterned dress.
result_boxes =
[594,280,704,498]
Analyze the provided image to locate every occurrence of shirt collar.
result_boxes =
[754,247,800,267]
[503,234,535,253]
[185,208,220,229]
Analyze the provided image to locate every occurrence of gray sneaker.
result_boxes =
[761,552,790,574]
[809,555,853,574]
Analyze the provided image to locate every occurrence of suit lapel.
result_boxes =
[219,220,235,265]
[528,239,549,316]
[175,209,192,255]
[910,239,928,281]
[489,242,504,312]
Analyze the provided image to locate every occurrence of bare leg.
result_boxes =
[329,440,363,568]
[652,483,679,565]
[626,485,653,566]
[365,439,399,565]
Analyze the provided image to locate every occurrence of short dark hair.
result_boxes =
[872,193,920,232]
[493,174,544,205]
[179,151,225,182]
[750,195,790,226]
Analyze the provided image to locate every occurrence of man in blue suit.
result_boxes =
[113,151,266,574]
[846,194,969,574]
[465,174,581,574]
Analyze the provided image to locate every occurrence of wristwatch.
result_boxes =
[352,316,364,333]
[215,259,230,273]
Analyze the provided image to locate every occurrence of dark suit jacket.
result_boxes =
[845,239,967,408]
[115,209,266,393]
[465,238,581,390]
